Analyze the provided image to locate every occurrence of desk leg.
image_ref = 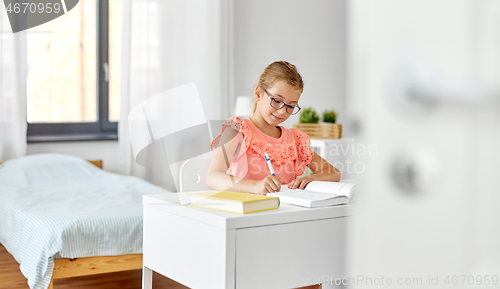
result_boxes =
[142,266,153,289]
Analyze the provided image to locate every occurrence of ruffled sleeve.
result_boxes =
[290,128,313,176]
[210,117,252,162]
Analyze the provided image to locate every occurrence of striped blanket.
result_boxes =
[0,154,170,289]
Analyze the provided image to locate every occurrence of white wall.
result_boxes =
[233,0,347,129]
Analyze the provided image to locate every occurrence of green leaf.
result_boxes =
[299,107,319,123]
[322,110,337,123]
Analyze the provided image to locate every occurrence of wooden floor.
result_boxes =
[0,244,189,289]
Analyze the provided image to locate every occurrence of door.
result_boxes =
[346,1,500,288]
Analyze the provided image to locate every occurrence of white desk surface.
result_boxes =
[143,192,351,230]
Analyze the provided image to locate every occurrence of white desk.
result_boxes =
[142,192,350,289]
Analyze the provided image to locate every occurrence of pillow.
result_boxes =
[0,153,101,186]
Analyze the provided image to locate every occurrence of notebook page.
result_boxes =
[272,189,345,201]
[280,181,355,197]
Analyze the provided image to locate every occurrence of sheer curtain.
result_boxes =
[0,6,27,162]
[118,0,232,191]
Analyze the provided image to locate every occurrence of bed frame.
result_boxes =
[48,254,143,288]
[1,159,144,289]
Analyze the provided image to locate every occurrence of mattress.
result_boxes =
[0,153,170,289]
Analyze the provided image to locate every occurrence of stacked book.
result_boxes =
[189,190,279,214]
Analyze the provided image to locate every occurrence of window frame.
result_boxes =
[27,0,118,143]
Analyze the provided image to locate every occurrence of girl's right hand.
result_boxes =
[253,174,282,195]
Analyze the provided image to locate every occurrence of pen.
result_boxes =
[264,152,275,176]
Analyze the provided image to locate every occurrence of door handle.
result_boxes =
[392,63,500,113]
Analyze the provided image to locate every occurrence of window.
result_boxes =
[27,0,122,141]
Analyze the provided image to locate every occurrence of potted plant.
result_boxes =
[299,107,319,124]
[322,110,337,124]
[293,108,342,139]
[321,110,342,138]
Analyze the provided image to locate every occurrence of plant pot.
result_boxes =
[293,123,342,139]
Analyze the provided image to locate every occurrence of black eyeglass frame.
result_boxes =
[262,88,301,115]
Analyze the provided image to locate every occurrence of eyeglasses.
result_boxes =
[262,88,301,115]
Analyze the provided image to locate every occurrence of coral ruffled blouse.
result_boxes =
[210,117,313,184]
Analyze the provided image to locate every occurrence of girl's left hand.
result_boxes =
[288,176,314,190]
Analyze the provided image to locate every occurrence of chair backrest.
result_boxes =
[179,158,213,192]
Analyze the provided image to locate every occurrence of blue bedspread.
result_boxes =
[0,154,170,289]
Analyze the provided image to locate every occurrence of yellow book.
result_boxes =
[189,190,280,214]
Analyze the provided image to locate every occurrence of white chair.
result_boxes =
[179,158,213,192]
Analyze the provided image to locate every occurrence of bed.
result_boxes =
[0,153,171,289]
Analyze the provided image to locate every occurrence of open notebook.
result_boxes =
[267,179,356,208]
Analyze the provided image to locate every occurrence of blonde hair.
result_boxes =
[252,61,304,113]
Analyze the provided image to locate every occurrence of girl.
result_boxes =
[207,61,340,195]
